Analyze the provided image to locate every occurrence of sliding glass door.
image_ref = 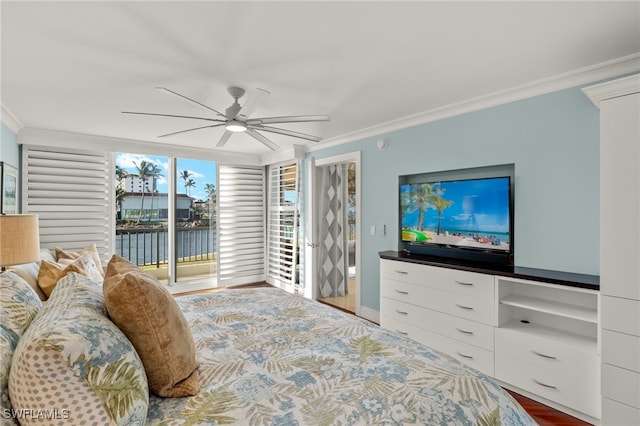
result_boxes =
[115,153,217,287]
[174,158,217,284]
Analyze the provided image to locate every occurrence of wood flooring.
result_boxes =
[316,280,356,313]
[176,282,594,425]
[507,390,593,426]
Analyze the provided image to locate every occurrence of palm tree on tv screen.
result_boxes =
[431,193,454,235]
[403,183,436,231]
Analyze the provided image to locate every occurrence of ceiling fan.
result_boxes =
[123,87,329,151]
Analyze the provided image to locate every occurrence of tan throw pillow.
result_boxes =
[57,256,103,283]
[37,254,98,297]
[102,255,200,397]
[55,243,105,277]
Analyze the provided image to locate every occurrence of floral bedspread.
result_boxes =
[147,287,535,425]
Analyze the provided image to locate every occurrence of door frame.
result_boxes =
[305,151,361,316]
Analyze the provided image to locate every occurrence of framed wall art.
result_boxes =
[1,161,18,214]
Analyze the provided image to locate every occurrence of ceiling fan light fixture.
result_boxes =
[125,86,328,150]
[225,120,247,132]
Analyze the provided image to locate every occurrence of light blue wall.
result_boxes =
[305,84,600,312]
[0,123,20,213]
[0,123,19,168]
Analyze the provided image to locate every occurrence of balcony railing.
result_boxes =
[115,221,353,268]
[115,226,216,267]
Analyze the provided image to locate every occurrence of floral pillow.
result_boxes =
[0,272,43,425]
[9,273,148,425]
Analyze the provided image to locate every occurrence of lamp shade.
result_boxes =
[0,214,40,267]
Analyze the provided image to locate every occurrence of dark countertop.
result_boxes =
[379,250,599,291]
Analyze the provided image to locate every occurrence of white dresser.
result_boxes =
[380,254,601,424]
[380,259,495,375]
[584,74,640,426]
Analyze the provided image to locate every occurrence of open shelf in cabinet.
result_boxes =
[500,293,597,323]
[497,277,599,348]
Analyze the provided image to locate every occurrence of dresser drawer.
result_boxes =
[602,296,640,337]
[381,278,494,324]
[602,364,640,409]
[381,297,494,350]
[602,397,640,426]
[602,329,640,372]
[495,328,600,418]
[380,259,494,298]
[381,315,494,376]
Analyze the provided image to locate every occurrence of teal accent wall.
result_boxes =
[0,122,19,168]
[305,84,600,312]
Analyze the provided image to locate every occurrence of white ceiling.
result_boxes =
[2,1,639,155]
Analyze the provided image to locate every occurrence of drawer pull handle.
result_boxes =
[456,351,474,360]
[395,270,409,275]
[395,290,409,295]
[533,379,558,390]
[531,350,558,360]
[455,304,474,311]
[455,280,474,286]
[395,330,408,335]
[456,328,474,335]
[395,309,409,315]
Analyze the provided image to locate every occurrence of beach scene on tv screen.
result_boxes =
[401,177,510,252]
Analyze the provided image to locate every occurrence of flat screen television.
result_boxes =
[399,167,514,265]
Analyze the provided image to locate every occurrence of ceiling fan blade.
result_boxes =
[155,87,225,117]
[246,128,279,151]
[246,114,329,125]
[236,88,270,120]
[158,123,225,138]
[216,130,233,148]
[122,111,225,123]
[248,124,321,142]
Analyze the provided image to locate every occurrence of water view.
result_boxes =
[115,227,216,267]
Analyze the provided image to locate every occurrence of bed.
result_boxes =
[1,252,536,426]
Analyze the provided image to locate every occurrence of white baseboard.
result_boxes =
[358,306,380,324]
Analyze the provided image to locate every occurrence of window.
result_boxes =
[115,154,170,281]
[115,153,218,287]
[174,158,217,284]
[267,161,300,292]
[23,144,269,290]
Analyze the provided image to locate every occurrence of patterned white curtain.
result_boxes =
[317,164,349,298]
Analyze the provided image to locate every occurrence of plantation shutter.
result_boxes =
[22,145,112,264]
[217,165,266,286]
[266,161,299,291]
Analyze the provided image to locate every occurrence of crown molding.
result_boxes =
[17,127,262,166]
[310,53,640,152]
[260,144,306,166]
[582,73,640,108]
[1,103,24,134]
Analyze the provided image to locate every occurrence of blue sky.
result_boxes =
[116,152,217,201]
